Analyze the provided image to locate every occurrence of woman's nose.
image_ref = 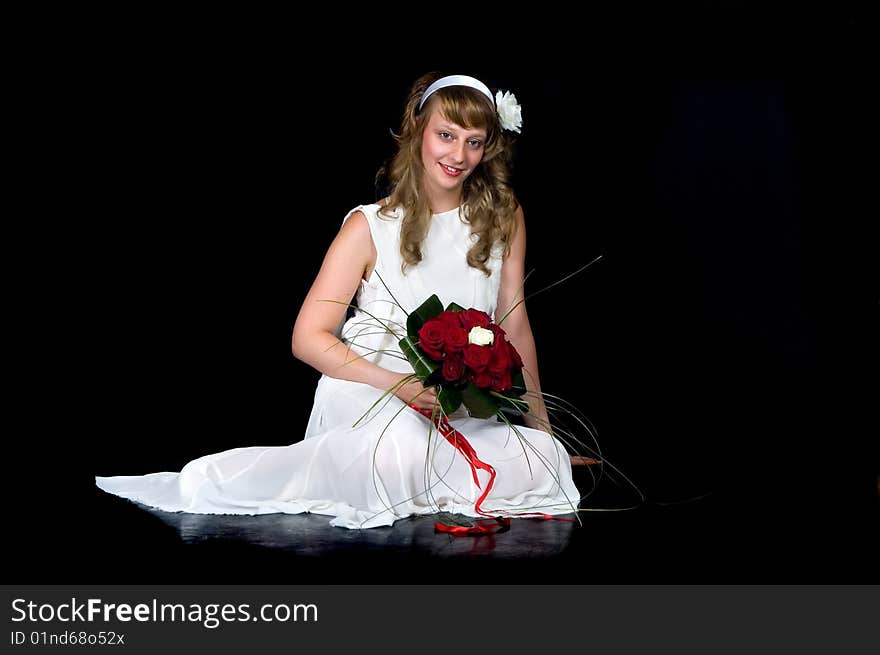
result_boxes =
[451,142,465,164]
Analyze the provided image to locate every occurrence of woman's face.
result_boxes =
[420,108,486,197]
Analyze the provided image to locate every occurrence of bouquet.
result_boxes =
[399,295,529,421]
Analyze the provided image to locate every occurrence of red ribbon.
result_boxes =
[434,519,509,535]
[408,403,575,534]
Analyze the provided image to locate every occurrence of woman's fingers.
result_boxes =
[420,388,437,410]
[417,387,437,410]
[401,381,437,410]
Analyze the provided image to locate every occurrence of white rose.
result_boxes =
[468,326,494,346]
[495,90,522,133]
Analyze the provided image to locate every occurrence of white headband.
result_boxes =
[417,74,495,111]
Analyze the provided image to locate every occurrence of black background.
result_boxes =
[14,6,876,583]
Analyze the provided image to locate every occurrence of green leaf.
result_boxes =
[461,381,499,419]
[438,387,462,415]
[446,301,466,313]
[508,368,527,396]
[399,336,439,379]
[406,294,444,336]
[492,370,529,415]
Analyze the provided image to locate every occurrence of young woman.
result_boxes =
[96,73,581,529]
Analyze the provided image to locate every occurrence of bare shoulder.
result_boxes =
[335,210,377,281]
[511,201,526,240]
[336,210,373,253]
[341,209,369,235]
[500,201,527,264]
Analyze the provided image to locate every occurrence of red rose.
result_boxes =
[459,308,491,330]
[489,323,507,342]
[441,354,465,382]
[444,324,468,354]
[428,311,467,354]
[417,320,446,360]
[469,369,493,389]
[508,342,523,368]
[488,341,513,374]
[462,343,491,372]
[490,370,512,392]
[436,310,463,328]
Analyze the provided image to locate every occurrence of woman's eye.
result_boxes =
[468,140,483,149]
[439,132,452,140]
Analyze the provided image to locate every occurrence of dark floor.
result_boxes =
[17,465,877,585]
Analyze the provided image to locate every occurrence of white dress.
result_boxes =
[95,204,581,528]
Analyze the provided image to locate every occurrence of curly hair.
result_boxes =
[376,72,520,277]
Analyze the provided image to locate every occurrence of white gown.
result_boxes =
[95,204,581,528]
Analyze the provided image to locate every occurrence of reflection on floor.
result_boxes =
[144,508,576,559]
[81,464,659,584]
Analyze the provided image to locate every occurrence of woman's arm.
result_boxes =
[292,212,393,388]
[291,212,437,411]
[495,205,552,434]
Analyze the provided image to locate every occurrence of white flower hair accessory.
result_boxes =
[495,90,523,134]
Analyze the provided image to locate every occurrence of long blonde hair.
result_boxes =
[376,72,519,277]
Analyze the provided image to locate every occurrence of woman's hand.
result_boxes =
[392,373,439,412]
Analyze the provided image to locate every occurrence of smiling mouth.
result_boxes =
[440,163,462,176]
